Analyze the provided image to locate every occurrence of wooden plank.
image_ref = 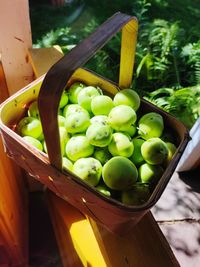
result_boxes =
[0,138,29,267]
[0,1,30,265]
[0,68,29,265]
[0,0,34,95]
[47,192,180,267]
[0,56,9,102]
[119,18,138,88]
[48,193,83,267]
[47,192,108,267]
[89,213,180,267]
[0,137,29,254]
[28,46,63,77]
[0,234,10,265]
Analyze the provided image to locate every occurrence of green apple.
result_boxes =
[58,109,63,116]
[121,183,151,205]
[96,184,111,197]
[108,105,137,131]
[138,163,164,184]
[113,89,140,111]
[22,136,43,151]
[78,86,101,112]
[65,135,94,161]
[108,132,134,158]
[68,82,85,104]
[58,115,66,127]
[43,141,47,154]
[59,127,70,156]
[90,115,108,125]
[38,133,44,142]
[63,104,85,118]
[141,138,168,165]
[138,112,164,140]
[59,90,69,108]
[28,100,40,119]
[120,124,137,137]
[73,157,102,186]
[102,156,138,190]
[17,117,42,139]
[93,147,112,165]
[86,123,112,147]
[65,110,90,134]
[62,157,73,172]
[43,127,70,156]
[129,138,145,166]
[91,95,114,116]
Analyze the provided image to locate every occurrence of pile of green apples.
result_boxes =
[17,83,177,206]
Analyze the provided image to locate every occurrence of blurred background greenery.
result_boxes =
[29,0,200,128]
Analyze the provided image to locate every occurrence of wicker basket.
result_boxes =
[0,12,189,234]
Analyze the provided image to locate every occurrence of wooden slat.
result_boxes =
[89,213,180,267]
[47,192,180,267]
[119,18,138,88]
[47,192,108,267]
[0,1,31,265]
[0,68,29,265]
[0,1,34,95]
[48,193,83,267]
[0,138,29,266]
[0,234,10,265]
[0,56,9,102]
[28,46,63,78]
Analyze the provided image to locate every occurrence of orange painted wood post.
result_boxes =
[0,0,34,265]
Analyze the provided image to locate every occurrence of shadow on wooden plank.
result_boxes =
[47,191,180,267]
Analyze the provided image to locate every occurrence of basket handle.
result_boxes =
[38,12,138,170]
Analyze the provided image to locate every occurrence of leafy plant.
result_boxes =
[135,19,184,89]
[33,27,77,53]
[145,85,200,128]
[181,41,200,85]
[30,0,200,128]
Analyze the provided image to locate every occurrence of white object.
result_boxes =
[177,117,200,172]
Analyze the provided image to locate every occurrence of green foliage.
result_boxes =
[33,27,77,53]
[135,19,184,89]
[181,41,200,85]
[30,0,200,128]
[145,85,200,128]
[29,0,84,43]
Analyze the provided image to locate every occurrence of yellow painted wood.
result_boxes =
[28,46,64,78]
[119,18,138,88]
[47,192,108,267]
